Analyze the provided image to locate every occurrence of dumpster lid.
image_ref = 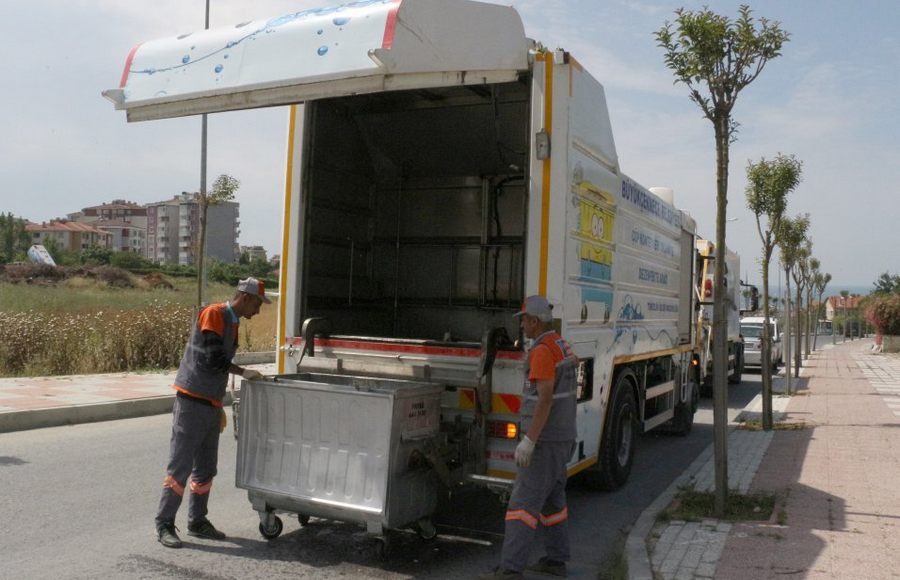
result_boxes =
[102,0,530,122]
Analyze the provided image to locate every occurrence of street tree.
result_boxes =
[778,214,810,395]
[745,153,802,430]
[872,272,900,295]
[656,5,789,517]
[791,241,811,373]
[812,270,832,350]
[196,174,240,307]
[0,213,31,263]
[805,257,821,357]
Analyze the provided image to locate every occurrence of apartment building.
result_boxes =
[69,200,148,255]
[146,192,239,266]
[240,245,267,262]
[25,220,111,252]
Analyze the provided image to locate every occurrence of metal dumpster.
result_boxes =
[235,373,444,552]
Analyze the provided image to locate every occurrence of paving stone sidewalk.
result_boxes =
[639,340,900,580]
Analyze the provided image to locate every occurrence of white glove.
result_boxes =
[515,435,536,467]
[242,369,263,380]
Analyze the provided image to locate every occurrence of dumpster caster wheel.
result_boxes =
[298,514,310,527]
[416,518,437,540]
[259,516,283,540]
[376,536,392,560]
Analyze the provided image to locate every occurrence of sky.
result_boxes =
[1,0,897,293]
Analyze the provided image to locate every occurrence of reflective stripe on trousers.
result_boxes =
[155,395,221,528]
[500,440,574,572]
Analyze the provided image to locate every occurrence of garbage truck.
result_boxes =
[105,0,702,550]
[693,239,747,391]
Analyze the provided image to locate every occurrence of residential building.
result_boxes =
[69,200,148,255]
[146,192,239,266]
[825,295,863,321]
[240,245,267,262]
[25,220,111,253]
[95,219,146,255]
[76,200,148,227]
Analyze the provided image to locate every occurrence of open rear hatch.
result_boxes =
[103,0,529,121]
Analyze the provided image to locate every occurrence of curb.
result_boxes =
[626,365,808,579]
[0,392,235,434]
[625,436,718,579]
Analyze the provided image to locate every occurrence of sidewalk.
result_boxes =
[629,339,900,579]
[0,354,277,433]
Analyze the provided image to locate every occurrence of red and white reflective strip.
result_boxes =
[163,474,185,497]
[505,509,538,529]
[190,479,213,495]
[540,506,568,527]
[285,337,524,361]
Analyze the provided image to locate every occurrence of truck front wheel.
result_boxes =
[585,373,638,491]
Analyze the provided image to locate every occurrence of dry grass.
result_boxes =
[657,486,777,523]
[0,278,277,377]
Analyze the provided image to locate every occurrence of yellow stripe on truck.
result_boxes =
[277,105,298,374]
[538,53,553,296]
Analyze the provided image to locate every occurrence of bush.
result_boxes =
[110,251,151,270]
[865,294,900,336]
[94,266,135,288]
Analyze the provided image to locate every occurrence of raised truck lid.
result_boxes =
[102,0,530,122]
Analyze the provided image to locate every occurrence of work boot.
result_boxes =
[157,523,183,549]
[476,568,524,579]
[187,519,226,540]
[526,557,567,577]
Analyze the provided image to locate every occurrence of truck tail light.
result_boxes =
[487,420,518,439]
[704,279,713,298]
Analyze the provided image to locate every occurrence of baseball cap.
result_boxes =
[513,295,553,322]
[237,277,272,304]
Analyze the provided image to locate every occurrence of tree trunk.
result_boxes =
[794,282,803,378]
[761,256,773,430]
[784,269,792,395]
[805,287,813,358]
[712,112,730,517]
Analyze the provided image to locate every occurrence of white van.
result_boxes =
[740,316,782,371]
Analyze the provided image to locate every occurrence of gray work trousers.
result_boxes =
[155,395,221,529]
[500,439,574,572]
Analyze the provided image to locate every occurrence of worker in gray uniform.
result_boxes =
[480,295,578,579]
[155,277,271,549]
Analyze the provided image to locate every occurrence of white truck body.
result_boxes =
[106,0,700,493]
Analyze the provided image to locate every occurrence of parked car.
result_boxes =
[740,316,782,372]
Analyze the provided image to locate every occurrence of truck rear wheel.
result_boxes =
[584,373,637,491]
[670,381,698,436]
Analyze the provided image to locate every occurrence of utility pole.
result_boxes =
[199,0,210,306]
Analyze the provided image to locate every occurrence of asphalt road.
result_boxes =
[0,374,763,579]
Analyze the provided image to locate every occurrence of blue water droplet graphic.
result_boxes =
[223,54,229,59]
[317,29,323,35]
[182,55,190,64]
[333,17,350,26]
[317,46,329,56]
[215,64,224,73]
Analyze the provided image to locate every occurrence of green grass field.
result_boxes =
[0,276,278,377]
